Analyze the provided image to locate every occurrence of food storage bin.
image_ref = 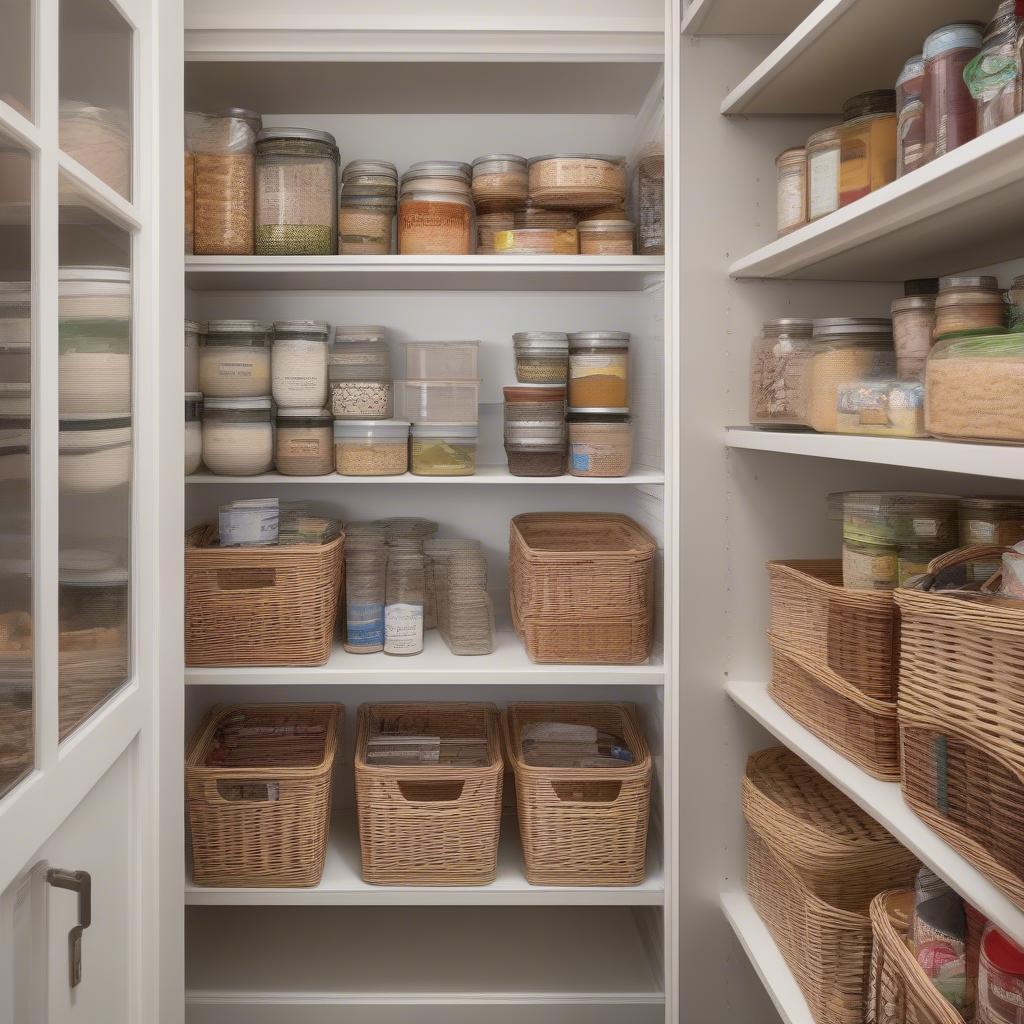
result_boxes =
[568,331,630,410]
[338,190,395,255]
[896,55,927,177]
[834,379,926,438]
[806,126,841,221]
[960,496,1024,547]
[275,407,333,476]
[398,189,473,255]
[400,340,478,381]
[186,703,341,886]
[926,331,1024,443]
[568,412,633,477]
[410,423,477,476]
[527,154,627,209]
[934,275,1006,338]
[577,219,635,255]
[185,392,202,475]
[355,702,503,885]
[471,154,528,210]
[839,91,897,206]
[199,320,272,398]
[891,294,936,380]
[775,147,808,235]
[334,419,409,476]
[272,320,329,408]
[924,23,983,161]
[58,414,132,494]
[503,384,566,425]
[512,332,569,384]
[393,379,479,424]
[329,325,392,419]
[748,318,815,427]
[184,319,202,392]
[201,396,273,477]
[493,228,578,255]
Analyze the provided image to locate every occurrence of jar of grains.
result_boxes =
[839,91,897,206]
[505,436,566,477]
[807,318,896,433]
[806,126,841,221]
[254,127,339,255]
[200,320,272,398]
[471,154,528,210]
[185,392,203,475]
[514,205,579,230]
[924,23,984,161]
[567,411,633,477]
[896,55,927,176]
[748,318,815,427]
[190,107,262,256]
[338,189,396,255]
[568,331,630,410]
[410,423,478,476]
[966,3,1022,135]
[59,414,132,494]
[329,325,392,419]
[503,385,566,428]
[398,190,473,255]
[513,332,569,384]
[636,142,665,255]
[334,419,410,476]
[934,275,1007,338]
[493,228,578,255]
[527,154,627,209]
[476,210,515,254]
[201,396,273,476]
[891,295,937,381]
[775,147,807,235]
[384,550,425,656]
[272,320,329,408]
[342,159,398,192]
[578,219,635,255]
[184,319,202,392]
[274,407,334,476]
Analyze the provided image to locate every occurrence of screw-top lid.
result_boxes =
[578,219,635,233]
[924,22,984,60]
[813,317,893,338]
[775,147,807,163]
[276,406,332,424]
[764,318,813,336]
[219,107,262,127]
[256,126,339,149]
[892,295,937,313]
[343,159,398,180]
[568,331,631,348]
[472,154,527,168]
[806,126,841,147]
[842,90,897,120]
[896,55,925,88]
[404,160,471,181]
[940,275,1000,291]
[513,332,569,352]
[273,320,330,337]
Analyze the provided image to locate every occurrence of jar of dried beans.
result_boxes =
[513,332,569,384]
[471,154,528,210]
[254,127,339,255]
[528,154,627,210]
[200,320,272,398]
[568,331,630,410]
[896,55,927,176]
[775,147,807,235]
[577,219,635,255]
[272,320,329,409]
[748,318,815,428]
[924,23,984,161]
[839,91,897,206]
[274,407,334,476]
[398,190,473,255]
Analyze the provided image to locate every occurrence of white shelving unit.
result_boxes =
[681,0,819,36]
[187,467,667,486]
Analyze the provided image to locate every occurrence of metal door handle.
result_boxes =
[46,868,91,988]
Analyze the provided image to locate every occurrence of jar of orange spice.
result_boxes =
[568,331,630,409]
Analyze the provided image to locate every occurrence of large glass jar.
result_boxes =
[344,532,388,654]
[200,320,272,398]
[568,332,630,410]
[338,190,395,255]
[839,91,897,206]
[254,127,339,255]
[896,56,927,177]
[748,318,815,427]
[201,396,273,476]
[806,127,841,221]
[934,275,1006,338]
[636,142,665,255]
[891,295,936,381]
[274,407,334,476]
[398,190,473,255]
[775,147,807,235]
[527,154,627,210]
[924,23,984,161]
[471,154,528,210]
[272,320,329,408]
[513,332,569,384]
[966,3,1023,135]
[384,551,425,656]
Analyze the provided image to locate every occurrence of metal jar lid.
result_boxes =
[404,160,471,180]
[578,219,634,233]
[842,90,896,120]
[513,331,569,351]
[891,295,937,313]
[806,126,841,148]
[896,55,925,88]
[472,154,528,168]
[924,22,984,60]
[763,318,813,336]
[219,107,261,125]
[568,331,631,347]
[273,320,330,337]
[940,275,1000,291]
[812,317,893,337]
[204,320,272,344]
[256,126,338,148]
[567,405,630,415]
[343,159,398,181]
[528,153,625,166]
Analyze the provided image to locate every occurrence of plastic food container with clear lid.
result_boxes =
[254,127,339,255]
[59,414,132,494]
[393,379,480,424]
[578,219,635,255]
[567,411,633,477]
[512,332,569,384]
[200,320,272,398]
[338,189,395,255]
[568,331,630,410]
[272,320,329,408]
[330,326,392,419]
[505,434,566,477]
[201,396,273,477]
[839,90,897,206]
[503,384,566,426]
[924,23,984,160]
[834,379,926,437]
[493,228,578,255]
[398,190,473,255]
[274,407,334,476]
[748,318,815,428]
[471,154,528,210]
[401,340,479,381]
[185,392,203,475]
[934,275,1006,338]
[527,154,627,209]
[334,419,410,476]
[410,423,478,476]
[184,319,202,393]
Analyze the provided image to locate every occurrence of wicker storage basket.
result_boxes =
[510,606,654,666]
[768,560,899,701]
[769,634,901,781]
[355,703,503,886]
[895,545,1024,913]
[502,702,651,885]
[186,703,341,887]
[744,748,919,1024]
[185,525,343,666]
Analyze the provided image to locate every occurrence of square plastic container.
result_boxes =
[400,341,479,381]
[393,379,480,423]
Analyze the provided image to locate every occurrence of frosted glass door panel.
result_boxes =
[0,0,33,121]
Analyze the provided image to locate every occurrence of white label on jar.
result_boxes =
[384,602,423,654]
[218,359,257,378]
[912,518,938,538]
[808,149,840,220]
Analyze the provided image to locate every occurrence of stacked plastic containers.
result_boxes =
[504,335,568,476]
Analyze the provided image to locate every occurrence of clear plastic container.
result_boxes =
[527,154,627,210]
[567,412,633,477]
[476,211,515,254]
[184,319,202,393]
[272,320,329,408]
[513,332,569,384]
[393,379,480,424]
[834,491,960,548]
[578,219,635,255]
[924,23,984,161]
[344,533,388,654]
[471,154,528,210]
[400,340,479,381]
[839,91,897,206]
[935,275,1007,338]
[891,295,936,381]
[59,414,132,494]
[806,126,841,221]
[330,326,392,419]
[201,397,273,477]
[200,320,272,398]
[775,147,807,235]
[398,189,473,255]
[338,191,396,255]
[384,551,425,656]
[503,384,566,426]
[185,392,202,475]
[568,332,630,410]
[409,423,478,476]
[834,379,926,437]
[334,419,410,476]
[896,55,927,177]
[274,407,333,477]
[493,228,578,255]
[748,318,815,427]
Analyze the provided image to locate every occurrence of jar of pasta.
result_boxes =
[839,91,897,206]
[200,320,272,398]
[398,190,473,255]
[471,154,528,210]
[274,407,334,476]
[775,147,807,235]
[272,320,329,409]
[924,23,984,160]
[748,318,815,427]
[568,332,630,410]
[202,396,273,476]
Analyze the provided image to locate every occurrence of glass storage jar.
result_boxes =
[398,190,473,255]
[636,142,665,255]
[748,318,815,428]
[493,227,578,255]
[410,423,478,476]
[896,55,927,177]
[334,419,410,476]
[342,159,398,192]
[568,331,630,410]
[338,190,395,255]
[503,384,566,426]
[924,23,984,160]
[471,154,528,210]
[806,127,841,221]
[344,533,388,654]
[274,407,333,476]
[891,295,937,380]
[184,319,202,393]
[807,318,896,432]
[527,154,627,209]
[384,550,425,656]
[578,219,635,255]
[926,331,1024,443]
[505,437,566,477]
[254,127,339,255]
[330,326,393,420]
[966,2,1022,135]
[201,396,273,476]
[512,332,569,384]
[476,210,515,254]
[59,414,132,494]
[567,412,633,477]
[393,379,480,423]
[775,147,808,234]
[185,392,202,475]
[272,320,329,408]
[200,320,272,398]
[934,275,1006,338]
[514,206,578,230]
[839,91,897,206]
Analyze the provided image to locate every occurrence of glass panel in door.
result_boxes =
[0,0,33,121]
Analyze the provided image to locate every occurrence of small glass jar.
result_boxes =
[254,127,339,255]
[338,189,396,255]
[527,154,627,210]
[330,325,392,419]
[471,154,528,210]
[274,407,333,476]
[806,126,841,221]
[184,319,202,393]
[476,211,515,254]
[185,392,202,475]
[503,384,566,427]
[748,318,815,427]
[568,331,630,410]
[201,396,273,476]
[567,412,633,477]
[839,91,897,206]
[334,419,409,476]
[514,206,578,231]
[896,55,927,177]
[577,219,635,256]
[272,320,329,408]
[59,414,132,494]
[342,159,398,192]
[636,142,665,255]
[493,228,578,255]
[344,533,388,654]
[200,320,272,398]
[398,190,473,255]
[966,3,1022,135]
[384,551,425,656]
[891,295,937,381]
[934,275,1007,338]
[410,423,478,476]
[775,147,807,235]
[924,23,984,161]
[513,332,569,384]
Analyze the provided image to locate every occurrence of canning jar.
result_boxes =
[839,91,897,206]
[748,318,815,428]
[384,551,425,656]
[636,142,665,255]
[274,407,333,476]
[59,414,132,494]
[330,326,392,419]
[471,154,528,210]
[334,419,409,476]
[577,219,635,255]
[934,275,1006,338]
[401,161,472,196]
[344,533,388,654]
[926,331,1024,443]
[398,190,473,255]
[493,228,578,255]
[342,159,398,192]
[514,206,578,230]
[200,320,272,398]
[924,23,984,161]
[896,56,927,177]
[410,423,478,476]
[513,332,569,384]
[528,154,627,209]
[476,211,515,254]
[966,3,1022,134]
[185,392,202,475]
[201,396,273,476]
[338,190,396,255]
[568,331,630,410]
[806,127,841,221]
[567,412,633,477]
[775,147,808,234]
[190,108,262,256]
[891,295,937,380]
[807,318,896,433]
[254,127,339,255]
[960,496,1024,546]
[505,437,566,477]
[184,320,202,392]
[272,320,329,408]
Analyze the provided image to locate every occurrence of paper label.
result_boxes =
[384,602,423,654]
[347,602,384,647]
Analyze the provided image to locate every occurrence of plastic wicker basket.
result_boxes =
[502,702,652,886]
[895,545,1024,913]
[355,703,503,886]
[185,525,343,666]
[511,603,653,665]
[186,703,341,888]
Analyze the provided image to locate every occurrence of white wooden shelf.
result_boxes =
[720,891,815,1024]
[186,815,663,907]
[725,427,1024,480]
[184,630,664,687]
[186,255,665,292]
[721,0,995,115]
[730,117,1024,281]
[727,678,1024,946]
[682,0,817,37]
[187,466,666,486]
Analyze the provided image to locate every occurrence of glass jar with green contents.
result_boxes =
[409,423,478,476]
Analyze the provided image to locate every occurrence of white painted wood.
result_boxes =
[187,467,666,486]
[682,0,815,36]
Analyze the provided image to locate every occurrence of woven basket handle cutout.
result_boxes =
[215,568,277,591]
[396,780,466,803]
[214,780,280,803]
[550,779,623,804]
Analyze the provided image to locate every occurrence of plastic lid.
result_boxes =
[578,219,635,232]
[276,406,331,421]
[273,320,330,337]
[892,295,936,312]
[204,396,273,410]
[924,22,984,59]
[896,55,925,86]
[513,331,568,346]
[568,405,630,415]
[333,419,410,439]
[813,317,893,338]
[528,153,625,165]
[256,126,338,148]
[472,153,527,167]
[940,275,1000,291]
[403,161,470,181]
[569,330,630,344]
[410,423,478,438]
[59,547,128,586]
[219,107,261,124]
